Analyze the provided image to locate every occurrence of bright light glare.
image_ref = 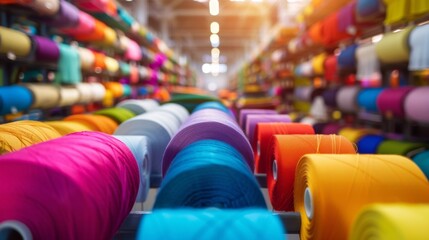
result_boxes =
[208,82,218,91]
[201,63,228,74]
[211,48,220,57]
[371,34,383,43]
[210,22,219,34]
[209,0,219,15]
[210,34,220,47]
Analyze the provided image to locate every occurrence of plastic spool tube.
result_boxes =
[245,114,291,149]
[255,123,314,174]
[45,121,92,135]
[23,84,61,109]
[0,85,33,115]
[116,99,159,115]
[268,135,356,211]
[377,87,415,118]
[294,154,429,239]
[114,135,150,202]
[64,114,118,134]
[404,86,429,123]
[115,111,181,178]
[336,85,360,113]
[0,120,61,154]
[159,103,189,124]
[0,132,139,240]
[154,140,266,209]
[351,204,429,240]
[162,109,253,176]
[239,109,277,131]
[136,209,284,240]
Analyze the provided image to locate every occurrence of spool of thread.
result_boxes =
[338,1,357,36]
[239,109,277,131]
[351,204,429,240]
[78,47,94,71]
[59,10,95,36]
[245,114,291,149]
[357,88,384,113]
[99,27,116,47]
[338,127,375,143]
[75,83,92,104]
[377,87,415,118]
[167,94,219,112]
[377,140,427,157]
[336,85,360,113]
[412,150,429,180]
[255,123,314,174]
[89,82,106,102]
[94,107,135,124]
[324,54,338,82]
[55,43,82,84]
[404,87,429,123]
[356,43,381,81]
[268,135,356,211]
[75,0,109,12]
[114,135,150,202]
[383,0,408,25]
[121,84,132,97]
[0,120,61,154]
[308,22,323,44]
[154,140,266,209]
[28,0,60,16]
[33,36,60,62]
[295,154,429,240]
[74,19,106,42]
[356,134,385,153]
[64,114,118,134]
[120,62,130,76]
[409,24,429,71]
[93,52,106,71]
[23,84,61,109]
[356,0,385,20]
[294,86,313,102]
[136,209,284,240]
[103,82,124,98]
[321,123,343,134]
[338,44,358,69]
[322,87,340,107]
[124,40,142,61]
[193,101,233,118]
[115,111,181,177]
[42,0,79,28]
[0,131,139,240]
[311,53,326,75]
[375,27,413,64]
[0,27,32,57]
[321,11,352,46]
[0,85,33,115]
[45,121,92,135]
[59,86,80,107]
[104,57,119,74]
[162,109,253,176]
[116,99,159,115]
[159,103,189,124]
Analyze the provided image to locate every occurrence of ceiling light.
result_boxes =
[211,48,220,57]
[210,34,220,47]
[210,22,219,34]
[209,0,219,16]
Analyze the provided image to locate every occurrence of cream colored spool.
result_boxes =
[78,47,95,71]
[90,82,106,102]
[59,86,80,107]
[119,35,130,52]
[105,57,119,74]
[23,83,61,109]
[76,83,93,104]
[0,27,32,57]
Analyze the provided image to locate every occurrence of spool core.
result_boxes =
[304,187,314,220]
[272,159,278,181]
[0,221,32,240]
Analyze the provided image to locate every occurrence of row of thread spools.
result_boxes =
[0,83,169,117]
[293,84,429,126]
[1,98,429,239]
